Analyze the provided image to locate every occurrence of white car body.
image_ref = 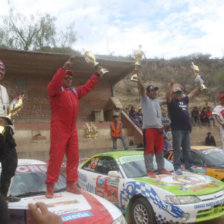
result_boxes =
[78,151,224,224]
[3,159,126,224]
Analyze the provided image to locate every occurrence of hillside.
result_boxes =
[114,55,224,112]
[114,55,224,147]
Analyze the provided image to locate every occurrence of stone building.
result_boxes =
[0,48,136,159]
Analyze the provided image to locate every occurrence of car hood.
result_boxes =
[8,191,116,223]
[134,172,224,196]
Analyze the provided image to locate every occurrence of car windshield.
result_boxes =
[119,154,174,178]
[200,148,224,167]
[10,172,66,197]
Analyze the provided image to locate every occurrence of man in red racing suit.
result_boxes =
[45,58,100,198]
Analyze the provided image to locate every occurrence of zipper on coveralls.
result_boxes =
[68,90,75,131]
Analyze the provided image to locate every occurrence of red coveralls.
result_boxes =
[46,68,99,184]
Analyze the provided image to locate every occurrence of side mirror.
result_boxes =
[108,171,121,178]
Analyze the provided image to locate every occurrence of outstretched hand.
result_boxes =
[96,65,103,76]
[63,56,75,70]
[170,79,175,86]
[28,202,62,224]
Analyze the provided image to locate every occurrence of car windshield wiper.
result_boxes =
[15,191,46,197]
[15,188,66,198]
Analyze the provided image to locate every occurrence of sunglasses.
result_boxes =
[174,91,182,95]
[64,76,72,80]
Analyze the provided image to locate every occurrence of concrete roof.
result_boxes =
[0,48,133,85]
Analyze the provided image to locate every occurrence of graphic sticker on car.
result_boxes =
[61,212,93,222]
[120,181,184,219]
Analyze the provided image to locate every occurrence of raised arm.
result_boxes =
[136,72,146,97]
[166,80,175,103]
[47,58,74,97]
[76,66,101,99]
[187,84,200,99]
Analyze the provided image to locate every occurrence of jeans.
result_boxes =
[208,117,215,127]
[112,136,127,150]
[144,152,164,172]
[172,130,192,170]
[191,116,201,126]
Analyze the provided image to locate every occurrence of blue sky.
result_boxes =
[1,0,224,58]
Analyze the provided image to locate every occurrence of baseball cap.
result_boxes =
[0,60,5,69]
[146,85,158,92]
[172,87,182,93]
[66,70,73,76]
[219,93,224,99]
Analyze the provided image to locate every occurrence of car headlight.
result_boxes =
[112,215,127,224]
[166,195,200,204]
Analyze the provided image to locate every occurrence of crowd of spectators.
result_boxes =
[191,106,216,127]
[127,104,218,151]
[128,106,143,128]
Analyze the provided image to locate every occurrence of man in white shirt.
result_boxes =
[0,61,9,116]
[212,93,224,149]
[0,60,18,202]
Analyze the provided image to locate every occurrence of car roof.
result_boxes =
[0,159,46,169]
[90,150,143,159]
[17,159,46,165]
[191,145,217,151]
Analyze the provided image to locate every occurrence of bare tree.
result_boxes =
[0,10,76,51]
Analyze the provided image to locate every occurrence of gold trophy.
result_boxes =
[0,95,24,134]
[191,62,206,90]
[84,50,109,77]
[131,45,145,82]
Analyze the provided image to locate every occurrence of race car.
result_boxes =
[78,151,224,224]
[5,159,126,224]
[165,146,224,181]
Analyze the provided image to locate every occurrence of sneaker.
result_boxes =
[158,169,171,175]
[66,182,81,194]
[148,171,156,178]
[175,168,183,175]
[186,167,196,173]
[45,183,54,199]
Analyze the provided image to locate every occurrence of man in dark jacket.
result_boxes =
[0,117,18,202]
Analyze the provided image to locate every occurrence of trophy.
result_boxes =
[83,122,98,139]
[131,45,145,82]
[84,50,109,77]
[191,62,206,90]
[0,95,24,134]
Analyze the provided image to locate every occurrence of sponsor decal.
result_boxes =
[61,211,93,222]
[191,183,219,192]
[96,176,119,205]
[88,158,99,169]
[97,177,105,186]
[47,200,78,208]
[194,197,224,209]
[86,183,95,193]
[79,172,87,182]
[32,193,63,201]
[119,155,143,164]
[16,165,47,174]
[120,181,184,219]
